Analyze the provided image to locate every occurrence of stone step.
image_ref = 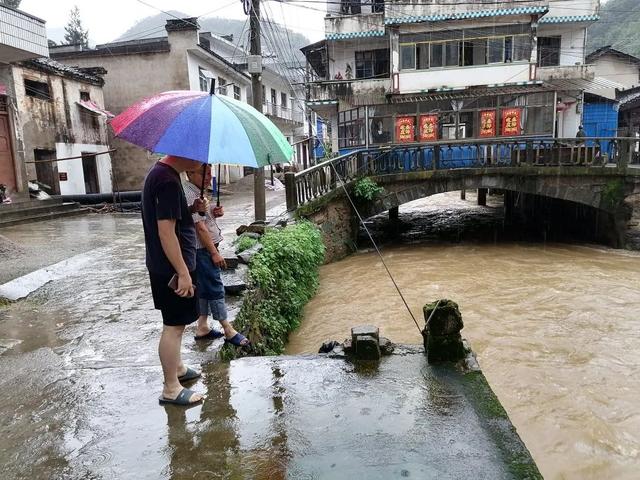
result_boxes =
[0,203,88,227]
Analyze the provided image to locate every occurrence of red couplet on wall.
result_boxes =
[419,115,438,141]
[501,108,521,136]
[479,110,497,137]
[395,116,415,143]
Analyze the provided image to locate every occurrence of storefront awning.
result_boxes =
[77,100,114,118]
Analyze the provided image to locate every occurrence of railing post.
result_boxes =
[285,172,297,211]
[619,138,631,170]
[433,145,440,171]
[525,140,533,166]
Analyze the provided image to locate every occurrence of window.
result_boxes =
[24,79,50,100]
[355,49,389,79]
[487,37,504,63]
[338,107,366,149]
[198,68,208,92]
[417,43,430,69]
[262,85,266,104]
[271,88,277,104]
[400,44,416,70]
[538,36,561,67]
[445,41,459,67]
[430,43,444,68]
[218,77,227,95]
[463,39,487,66]
[80,91,90,101]
[234,85,241,100]
[281,92,287,110]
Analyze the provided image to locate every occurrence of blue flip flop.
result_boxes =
[194,329,224,341]
[224,333,250,347]
[178,367,201,383]
[159,387,204,406]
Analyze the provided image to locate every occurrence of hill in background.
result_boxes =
[113,11,309,64]
[587,0,640,57]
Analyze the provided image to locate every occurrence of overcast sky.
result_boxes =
[20,0,327,44]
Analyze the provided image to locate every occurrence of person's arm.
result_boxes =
[195,222,226,269]
[158,219,194,297]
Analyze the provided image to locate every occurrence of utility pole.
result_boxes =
[249,0,266,222]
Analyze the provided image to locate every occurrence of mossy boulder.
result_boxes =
[422,299,465,363]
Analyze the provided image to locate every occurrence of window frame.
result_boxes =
[24,78,51,101]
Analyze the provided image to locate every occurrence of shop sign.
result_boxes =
[501,108,521,136]
[395,116,415,143]
[59,172,68,181]
[419,115,438,141]
[479,110,496,137]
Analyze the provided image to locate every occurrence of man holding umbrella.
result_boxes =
[142,155,206,406]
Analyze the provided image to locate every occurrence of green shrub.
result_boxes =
[234,234,259,254]
[353,177,383,201]
[221,221,325,359]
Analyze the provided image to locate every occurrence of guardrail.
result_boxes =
[284,136,640,211]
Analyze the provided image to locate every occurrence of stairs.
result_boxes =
[0,198,88,228]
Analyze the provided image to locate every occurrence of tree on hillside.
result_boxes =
[1,0,22,9]
[64,6,89,47]
[587,0,640,57]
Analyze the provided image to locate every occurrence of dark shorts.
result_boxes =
[149,271,198,326]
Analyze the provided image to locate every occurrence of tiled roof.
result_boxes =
[385,6,548,25]
[539,15,600,24]
[22,57,104,85]
[326,30,385,41]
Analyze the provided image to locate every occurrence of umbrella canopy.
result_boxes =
[110,90,293,167]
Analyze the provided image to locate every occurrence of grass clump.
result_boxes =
[221,221,325,359]
[234,234,259,254]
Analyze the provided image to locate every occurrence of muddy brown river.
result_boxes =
[287,196,640,480]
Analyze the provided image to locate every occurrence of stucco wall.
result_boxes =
[592,55,639,92]
[55,142,112,195]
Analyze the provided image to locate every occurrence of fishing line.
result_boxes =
[328,160,423,334]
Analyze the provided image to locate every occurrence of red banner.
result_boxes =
[395,116,415,143]
[501,108,521,136]
[419,115,438,141]
[479,110,496,137]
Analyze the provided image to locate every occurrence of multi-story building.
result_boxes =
[302,0,604,154]
[52,18,308,190]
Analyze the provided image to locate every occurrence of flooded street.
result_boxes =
[287,192,640,479]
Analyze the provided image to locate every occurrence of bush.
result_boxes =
[353,177,383,201]
[221,221,325,359]
[234,234,259,254]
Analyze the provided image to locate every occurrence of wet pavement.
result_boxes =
[0,186,538,479]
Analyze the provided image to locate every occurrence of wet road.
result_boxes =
[288,192,640,480]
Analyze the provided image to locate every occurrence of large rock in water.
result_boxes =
[422,299,465,363]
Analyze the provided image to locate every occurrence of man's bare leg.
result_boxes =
[195,315,211,337]
[159,324,202,402]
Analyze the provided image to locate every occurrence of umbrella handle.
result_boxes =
[198,163,206,217]
[216,163,221,207]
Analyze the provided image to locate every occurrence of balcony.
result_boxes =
[264,102,304,125]
[325,7,384,41]
[308,78,391,105]
[0,5,48,62]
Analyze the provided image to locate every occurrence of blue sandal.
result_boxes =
[178,367,201,383]
[225,333,250,347]
[194,329,224,341]
[159,387,204,406]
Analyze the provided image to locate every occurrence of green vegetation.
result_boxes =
[587,0,640,57]
[221,221,325,360]
[602,179,624,209]
[234,234,259,254]
[353,177,384,202]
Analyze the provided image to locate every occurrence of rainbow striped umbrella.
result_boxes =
[110,90,293,167]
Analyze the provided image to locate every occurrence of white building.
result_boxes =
[52,18,309,189]
[586,46,640,100]
[303,0,604,153]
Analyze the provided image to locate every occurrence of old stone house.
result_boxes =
[0,58,113,196]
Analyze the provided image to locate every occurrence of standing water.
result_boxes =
[287,194,640,480]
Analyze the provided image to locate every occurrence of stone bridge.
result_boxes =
[284,137,640,261]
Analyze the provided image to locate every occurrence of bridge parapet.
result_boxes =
[285,137,640,212]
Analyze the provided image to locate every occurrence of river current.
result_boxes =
[286,192,640,479]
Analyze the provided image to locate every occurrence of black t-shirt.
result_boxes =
[141,162,196,276]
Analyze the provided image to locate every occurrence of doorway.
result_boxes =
[81,152,99,194]
[0,97,16,192]
[34,148,60,194]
